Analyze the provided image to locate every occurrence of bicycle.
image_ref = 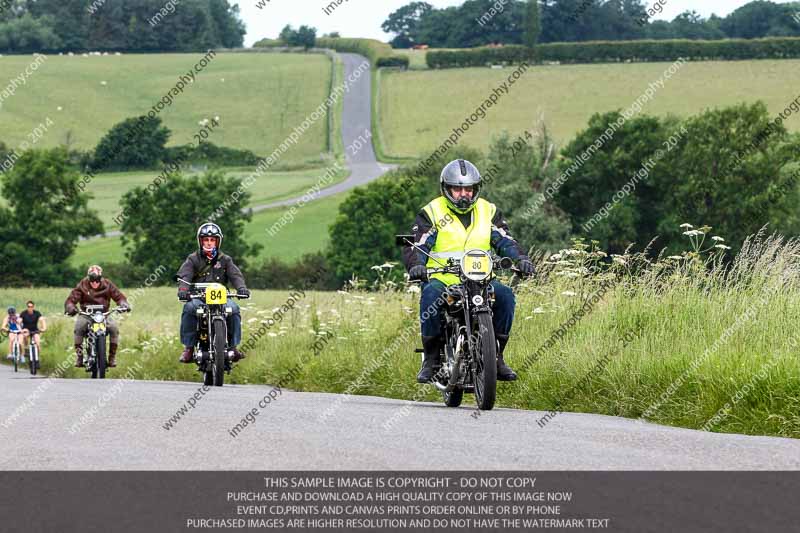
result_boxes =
[10,331,22,373]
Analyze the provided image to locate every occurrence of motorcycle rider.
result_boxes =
[65,265,130,368]
[177,222,250,364]
[403,159,535,383]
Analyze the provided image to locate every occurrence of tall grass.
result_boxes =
[4,226,799,438]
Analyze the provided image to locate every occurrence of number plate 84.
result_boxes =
[205,283,227,304]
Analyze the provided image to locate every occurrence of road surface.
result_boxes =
[1,368,798,470]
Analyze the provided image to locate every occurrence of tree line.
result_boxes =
[0,0,244,53]
[383,0,800,49]
[1,101,797,288]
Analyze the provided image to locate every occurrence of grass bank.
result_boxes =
[6,229,800,439]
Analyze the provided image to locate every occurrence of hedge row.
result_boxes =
[316,37,407,69]
[426,37,800,68]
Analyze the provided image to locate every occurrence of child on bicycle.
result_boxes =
[2,307,23,361]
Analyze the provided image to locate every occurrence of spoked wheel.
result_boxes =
[90,336,106,379]
[212,320,226,387]
[29,345,37,376]
[473,313,497,411]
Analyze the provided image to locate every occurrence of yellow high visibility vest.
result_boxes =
[422,196,495,286]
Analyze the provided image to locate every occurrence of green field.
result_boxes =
[72,192,347,266]
[7,231,800,439]
[378,59,800,158]
[0,53,332,161]
[83,165,347,228]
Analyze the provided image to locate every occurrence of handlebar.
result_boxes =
[73,306,131,317]
[177,278,251,300]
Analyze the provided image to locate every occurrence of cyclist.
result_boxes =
[20,301,46,368]
[2,307,22,361]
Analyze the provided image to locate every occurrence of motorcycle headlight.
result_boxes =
[460,249,493,282]
[92,314,104,323]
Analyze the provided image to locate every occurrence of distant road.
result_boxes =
[249,52,396,212]
[86,53,395,240]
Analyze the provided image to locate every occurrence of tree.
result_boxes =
[0,148,102,285]
[92,116,170,171]
[382,1,433,48]
[119,171,261,277]
[483,131,571,254]
[554,111,669,252]
[668,11,725,40]
[720,1,795,39]
[524,0,541,47]
[652,103,800,253]
[292,25,317,49]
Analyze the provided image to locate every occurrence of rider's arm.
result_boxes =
[224,256,247,291]
[403,210,437,271]
[65,284,82,314]
[107,281,129,308]
[490,209,528,261]
[38,316,46,332]
[176,255,197,288]
[1,316,8,333]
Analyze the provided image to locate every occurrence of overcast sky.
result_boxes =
[235,0,798,46]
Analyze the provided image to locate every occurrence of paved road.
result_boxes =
[249,53,395,212]
[87,53,394,240]
[1,369,798,470]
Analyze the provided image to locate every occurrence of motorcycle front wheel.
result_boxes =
[473,313,497,411]
[212,320,226,387]
[93,336,107,379]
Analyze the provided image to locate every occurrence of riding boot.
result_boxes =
[108,343,118,367]
[179,346,194,364]
[416,336,441,383]
[74,343,84,368]
[495,334,518,381]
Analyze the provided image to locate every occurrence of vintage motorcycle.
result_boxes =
[177,278,249,387]
[77,305,130,379]
[397,235,520,411]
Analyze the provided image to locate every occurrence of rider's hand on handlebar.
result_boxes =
[178,287,191,302]
[517,258,535,277]
[66,305,77,316]
[236,287,251,298]
[408,264,428,283]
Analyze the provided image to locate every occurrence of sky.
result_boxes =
[235,0,798,47]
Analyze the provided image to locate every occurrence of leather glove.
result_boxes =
[178,287,191,302]
[66,304,77,316]
[408,265,429,282]
[517,258,535,277]
[237,287,251,298]
[118,302,132,312]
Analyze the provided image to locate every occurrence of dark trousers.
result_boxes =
[180,299,241,348]
[419,279,515,338]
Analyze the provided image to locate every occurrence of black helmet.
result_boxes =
[441,159,482,214]
[87,265,103,282]
[197,222,223,252]
[7,307,15,315]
